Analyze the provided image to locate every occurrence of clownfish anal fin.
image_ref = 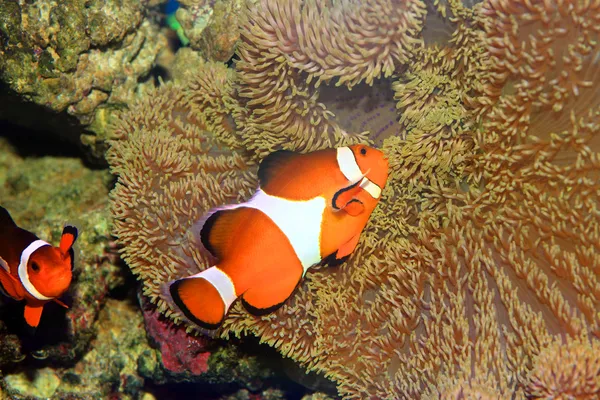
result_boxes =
[335,233,361,259]
[241,266,302,315]
[169,277,225,329]
[257,150,298,188]
[0,206,17,227]
[200,208,245,259]
[24,303,44,328]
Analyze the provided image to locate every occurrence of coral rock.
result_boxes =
[0,0,168,158]
[176,0,246,61]
[141,294,212,378]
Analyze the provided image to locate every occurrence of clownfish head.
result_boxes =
[346,144,389,198]
[27,247,73,298]
[21,226,77,300]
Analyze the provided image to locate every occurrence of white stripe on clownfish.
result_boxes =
[337,147,364,183]
[245,190,326,275]
[336,147,382,200]
[210,190,326,276]
[18,240,54,301]
[183,267,237,314]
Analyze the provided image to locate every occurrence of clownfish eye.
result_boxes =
[360,147,367,155]
[31,262,40,272]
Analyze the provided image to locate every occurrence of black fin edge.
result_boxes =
[61,225,79,244]
[199,212,220,258]
[322,252,351,267]
[331,180,361,210]
[169,279,222,330]
[257,149,296,187]
[241,280,301,316]
[68,248,75,271]
[241,297,287,316]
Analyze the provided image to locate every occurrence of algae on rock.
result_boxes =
[0,0,168,159]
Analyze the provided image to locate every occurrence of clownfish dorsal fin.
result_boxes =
[59,225,78,253]
[198,207,246,259]
[257,149,299,188]
[60,225,78,270]
[0,206,17,228]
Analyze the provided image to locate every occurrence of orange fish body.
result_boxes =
[164,145,388,329]
[0,206,78,328]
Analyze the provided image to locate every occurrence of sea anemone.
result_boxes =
[108,0,600,398]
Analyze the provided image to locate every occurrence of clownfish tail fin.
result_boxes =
[166,266,237,330]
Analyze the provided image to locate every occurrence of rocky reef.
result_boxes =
[0,0,246,161]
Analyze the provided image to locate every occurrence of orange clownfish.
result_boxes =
[0,206,78,328]
[163,144,389,330]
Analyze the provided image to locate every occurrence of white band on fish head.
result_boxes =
[18,240,54,301]
[336,147,382,200]
[337,147,364,183]
[360,177,382,199]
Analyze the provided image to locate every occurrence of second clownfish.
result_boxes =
[163,144,389,329]
[0,206,78,328]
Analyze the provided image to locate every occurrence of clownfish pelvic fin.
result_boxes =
[24,303,44,328]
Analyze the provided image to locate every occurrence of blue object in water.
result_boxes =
[165,0,180,14]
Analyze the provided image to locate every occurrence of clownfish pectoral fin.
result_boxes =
[332,181,366,216]
[257,149,299,188]
[24,303,44,328]
[53,298,69,308]
[241,265,302,315]
[0,206,17,228]
[168,274,228,329]
[343,199,365,217]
